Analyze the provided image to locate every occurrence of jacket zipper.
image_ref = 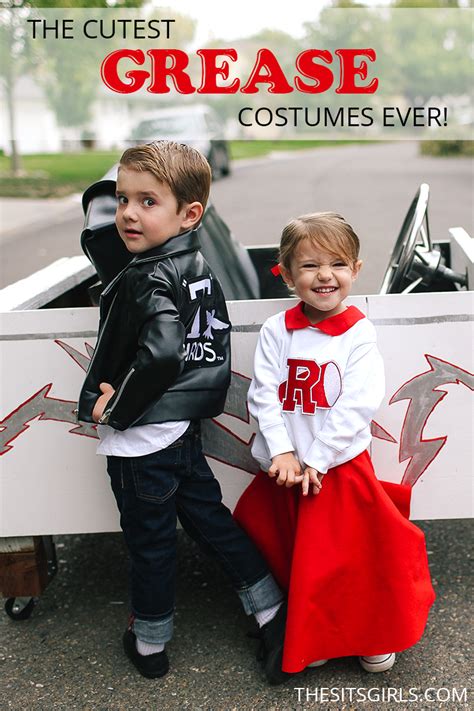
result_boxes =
[80,292,119,389]
[106,367,136,418]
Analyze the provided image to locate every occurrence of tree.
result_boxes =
[0,1,196,160]
[32,3,195,138]
[304,3,471,106]
[200,29,303,127]
[0,1,37,174]
[30,1,146,137]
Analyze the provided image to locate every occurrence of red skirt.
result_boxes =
[234,450,435,673]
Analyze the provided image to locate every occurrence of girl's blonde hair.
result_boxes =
[279,212,360,270]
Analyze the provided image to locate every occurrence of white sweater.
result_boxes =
[248,303,385,474]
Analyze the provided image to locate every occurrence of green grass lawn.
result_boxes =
[229,139,355,160]
[0,151,121,198]
[0,141,354,198]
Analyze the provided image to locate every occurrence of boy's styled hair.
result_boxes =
[279,212,360,269]
[119,140,212,213]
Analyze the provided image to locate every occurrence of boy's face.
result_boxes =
[281,239,362,323]
[115,167,202,254]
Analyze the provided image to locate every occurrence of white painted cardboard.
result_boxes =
[0,291,472,536]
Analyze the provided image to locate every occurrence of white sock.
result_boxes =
[255,602,282,628]
[136,638,165,656]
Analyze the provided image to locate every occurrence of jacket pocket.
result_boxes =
[130,449,180,503]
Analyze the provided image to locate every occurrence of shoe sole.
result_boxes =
[307,659,329,668]
[123,632,169,679]
[359,654,395,673]
[265,645,293,685]
[128,661,169,680]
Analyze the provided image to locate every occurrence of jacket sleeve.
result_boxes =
[302,338,385,474]
[101,271,186,430]
[248,317,295,458]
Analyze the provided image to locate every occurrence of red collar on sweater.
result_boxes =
[285,302,366,335]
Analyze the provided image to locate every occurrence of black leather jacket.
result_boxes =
[78,229,231,430]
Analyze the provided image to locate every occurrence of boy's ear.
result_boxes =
[181,201,204,230]
[352,259,363,280]
[279,264,295,287]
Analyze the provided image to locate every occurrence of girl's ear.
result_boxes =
[280,264,295,288]
[352,259,363,281]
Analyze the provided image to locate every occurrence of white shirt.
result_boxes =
[96,420,190,457]
[248,303,385,474]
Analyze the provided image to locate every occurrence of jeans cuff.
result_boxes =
[133,613,174,644]
[237,573,284,615]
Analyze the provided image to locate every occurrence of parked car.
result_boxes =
[128,105,231,179]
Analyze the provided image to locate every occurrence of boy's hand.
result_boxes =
[268,452,303,488]
[301,466,324,496]
[92,382,115,423]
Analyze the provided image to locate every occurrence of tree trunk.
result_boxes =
[5,9,22,177]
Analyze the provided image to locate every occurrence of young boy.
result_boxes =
[77,141,284,680]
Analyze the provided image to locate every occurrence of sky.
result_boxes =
[150,0,394,44]
[147,1,470,46]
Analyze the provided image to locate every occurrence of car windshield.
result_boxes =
[132,114,203,139]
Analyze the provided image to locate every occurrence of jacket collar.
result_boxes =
[132,228,201,264]
[285,301,365,335]
[100,228,200,298]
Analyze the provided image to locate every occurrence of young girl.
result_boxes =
[234,212,435,684]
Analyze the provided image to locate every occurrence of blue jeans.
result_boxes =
[106,422,283,644]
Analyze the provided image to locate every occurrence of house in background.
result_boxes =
[0,76,61,154]
[0,75,229,155]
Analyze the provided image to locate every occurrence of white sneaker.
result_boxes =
[359,653,396,672]
[307,658,329,668]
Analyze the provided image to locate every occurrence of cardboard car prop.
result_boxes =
[0,177,472,620]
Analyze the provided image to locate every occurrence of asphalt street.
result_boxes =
[0,142,473,710]
[1,142,473,292]
[0,521,472,711]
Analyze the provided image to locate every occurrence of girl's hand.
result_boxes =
[268,452,303,488]
[302,467,324,496]
[92,382,115,423]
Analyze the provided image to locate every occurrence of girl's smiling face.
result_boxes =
[281,239,362,323]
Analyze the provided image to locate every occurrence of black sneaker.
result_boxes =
[122,629,169,679]
[259,603,294,685]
